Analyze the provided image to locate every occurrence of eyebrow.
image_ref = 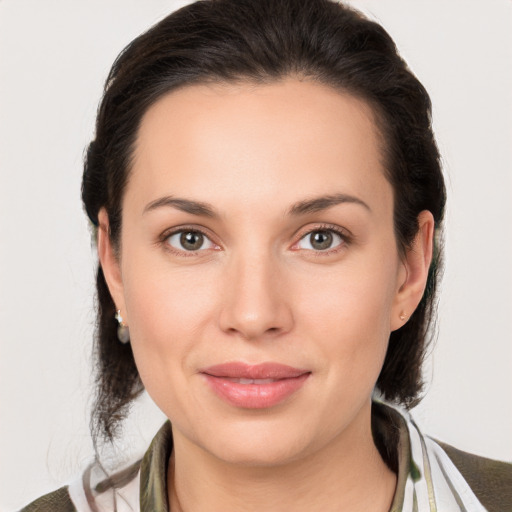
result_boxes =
[143,192,370,218]
[143,196,217,217]
[287,193,371,216]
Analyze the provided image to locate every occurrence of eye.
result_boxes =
[296,229,345,251]
[166,230,217,252]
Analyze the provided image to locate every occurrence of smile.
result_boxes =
[225,378,277,384]
[200,362,311,409]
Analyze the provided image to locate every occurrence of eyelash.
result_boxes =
[160,226,219,257]
[159,223,351,257]
[293,224,351,256]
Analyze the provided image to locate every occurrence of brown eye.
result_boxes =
[180,231,204,250]
[167,230,215,252]
[296,229,344,251]
[310,231,333,250]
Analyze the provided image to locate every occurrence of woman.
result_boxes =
[18,0,512,510]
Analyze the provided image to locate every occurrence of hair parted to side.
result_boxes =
[82,0,446,444]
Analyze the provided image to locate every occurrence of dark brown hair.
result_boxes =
[82,0,446,443]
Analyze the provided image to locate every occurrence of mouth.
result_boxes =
[199,362,311,409]
[222,377,279,384]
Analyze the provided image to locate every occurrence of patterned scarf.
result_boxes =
[67,404,490,511]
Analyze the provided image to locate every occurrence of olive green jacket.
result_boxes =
[20,405,512,511]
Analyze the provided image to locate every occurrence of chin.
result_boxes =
[194,416,319,468]
[212,440,309,468]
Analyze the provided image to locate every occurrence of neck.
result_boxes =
[168,405,396,512]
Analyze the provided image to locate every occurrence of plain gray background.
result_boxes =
[1,1,511,509]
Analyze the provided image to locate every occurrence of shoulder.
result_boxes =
[17,424,171,512]
[18,459,142,512]
[438,441,512,512]
[19,486,76,512]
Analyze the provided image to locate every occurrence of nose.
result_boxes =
[218,251,294,341]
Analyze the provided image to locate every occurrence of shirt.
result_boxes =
[19,402,512,511]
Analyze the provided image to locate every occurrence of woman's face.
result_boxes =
[100,79,430,466]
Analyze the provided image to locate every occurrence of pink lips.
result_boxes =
[200,362,310,409]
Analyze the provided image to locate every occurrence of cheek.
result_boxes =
[120,251,219,388]
[295,251,399,375]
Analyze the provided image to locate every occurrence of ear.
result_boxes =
[390,210,435,331]
[97,208,127,322]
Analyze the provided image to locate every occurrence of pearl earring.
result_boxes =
[399,311,407,321]
[115,310,130,344]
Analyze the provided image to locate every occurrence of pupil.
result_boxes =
[311,231,332,250]
[180,232,203,250]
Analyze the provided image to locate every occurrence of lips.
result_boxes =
[200,362,311,409]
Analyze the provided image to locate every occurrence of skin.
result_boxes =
[98,79,434,511]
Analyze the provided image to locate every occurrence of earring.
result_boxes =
[115,310,130,344]
[399,311,407,321]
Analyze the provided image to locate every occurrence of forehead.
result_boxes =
[128,79,391,216]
